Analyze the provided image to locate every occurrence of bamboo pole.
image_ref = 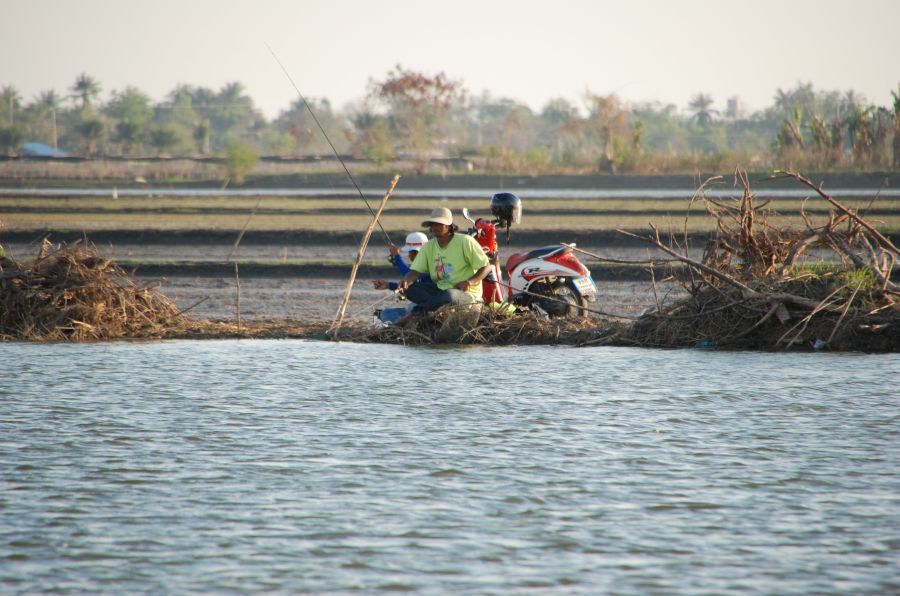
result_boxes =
[329,174,400,337]
[229,196,264,259]
[229,194,263,333]
[235,262,242,333]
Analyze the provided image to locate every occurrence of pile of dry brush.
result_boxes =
[0,239,333,342]
[337,307,615,346]
[613,170,899,351]
[0,240,192,341]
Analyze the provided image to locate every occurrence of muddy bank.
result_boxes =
[4,239,893,351]
[148,275,671,325]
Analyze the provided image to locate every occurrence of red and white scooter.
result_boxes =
[463,193,596,318]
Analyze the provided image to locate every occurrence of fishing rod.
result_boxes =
[265,42,393,246]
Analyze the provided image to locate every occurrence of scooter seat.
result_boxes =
[506,244,569,271]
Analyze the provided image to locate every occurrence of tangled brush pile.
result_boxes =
[338,307,620,346]
[0,240,188,341]
[619,171,899,351]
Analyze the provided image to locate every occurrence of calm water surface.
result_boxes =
[2,341,898,593]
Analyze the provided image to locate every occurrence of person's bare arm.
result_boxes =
[396,269,422,292]
[454,264,491,292]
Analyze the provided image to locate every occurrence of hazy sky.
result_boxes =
[3,0,898,119]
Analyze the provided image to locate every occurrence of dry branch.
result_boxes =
[617,170,899,351]
[770,170,900,255]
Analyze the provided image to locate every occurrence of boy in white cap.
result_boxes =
[372,232,429,292]
[371,232,432,324]
[396,207,491,314]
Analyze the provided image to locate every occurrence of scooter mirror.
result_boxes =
[461,208,476,224]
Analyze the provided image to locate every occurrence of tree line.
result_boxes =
[1,69,898,174]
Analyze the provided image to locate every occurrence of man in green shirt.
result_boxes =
[396,207,491,313]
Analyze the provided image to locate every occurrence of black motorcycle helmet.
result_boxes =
[490,192,522,229]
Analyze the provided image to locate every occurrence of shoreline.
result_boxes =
[149,275,668,326]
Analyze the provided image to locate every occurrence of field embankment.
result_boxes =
[0,163,895,191]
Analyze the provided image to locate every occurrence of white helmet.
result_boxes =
[401,232,428,253]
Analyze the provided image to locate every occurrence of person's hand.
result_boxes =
[396,279,408,293]
[455,280,471,292]
[373,280,389,290]
[388,245,401,257]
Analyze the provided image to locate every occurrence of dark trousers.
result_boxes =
[404,279,477,313]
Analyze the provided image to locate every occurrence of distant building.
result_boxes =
[725,97,745,119]
[22,141,68,157]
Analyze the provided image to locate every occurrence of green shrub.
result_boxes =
[224,139,260,185]
[841,267,877,292]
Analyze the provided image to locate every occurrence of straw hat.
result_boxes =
[421,207,453,227]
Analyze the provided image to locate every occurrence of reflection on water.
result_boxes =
[2,341,898,592]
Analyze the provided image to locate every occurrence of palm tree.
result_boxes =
[773,88,793,115]
[36,90,62,149]
[540,98,581,159]
[891,85,900,169]
[839,90,866,121]
[191,86,217,109]
[168,84,194,107]
[0,126,24,156]
[212,81,255,133]
[773,82,816,120]
[688,93,717,126]
[218,81,246,103]
[115,121,142,154]
[1,85,21,126]
[148,126,179,156]
[77,118,105,155]
[193,120,210,154]
[846,103,874,166]
[540,98,579,126]
[71,73,101,111]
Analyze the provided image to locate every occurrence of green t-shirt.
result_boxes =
[411,233,490,299]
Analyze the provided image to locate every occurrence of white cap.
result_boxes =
[401,232,428,253]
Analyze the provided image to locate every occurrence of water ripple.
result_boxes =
[1,341,898,593]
